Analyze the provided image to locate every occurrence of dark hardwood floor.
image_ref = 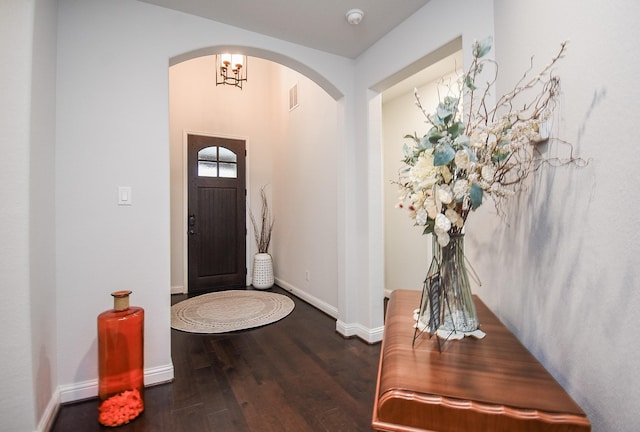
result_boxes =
[51,287,382,432]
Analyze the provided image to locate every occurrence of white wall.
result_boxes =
[55,0,354,406]
[56,0,174,401]
[30,0,59,429]
[272,67,339,314]
[0,0,59,430]
[1,3,38,431]
[467,1,640,430]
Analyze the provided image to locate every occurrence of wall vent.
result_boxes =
[289,82,299,111]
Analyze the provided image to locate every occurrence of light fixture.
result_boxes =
[345,8,364,25]
[216,53,247,89]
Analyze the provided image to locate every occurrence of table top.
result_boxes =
[373,289,590,431]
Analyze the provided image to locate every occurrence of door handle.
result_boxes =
[188,229,197,235]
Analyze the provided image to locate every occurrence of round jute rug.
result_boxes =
[171,290,295,334]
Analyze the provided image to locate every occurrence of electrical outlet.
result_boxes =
[305,270,310,282]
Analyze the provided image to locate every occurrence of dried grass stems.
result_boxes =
[250,186,274,254]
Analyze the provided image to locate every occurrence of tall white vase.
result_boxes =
[252,253,274,289]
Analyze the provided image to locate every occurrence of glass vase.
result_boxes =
[97,290,145,427]
[436,233,478,332]
[416,233,479,337]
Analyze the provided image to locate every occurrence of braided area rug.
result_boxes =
[171,290,295,334]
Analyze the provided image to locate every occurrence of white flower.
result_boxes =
[454,150,470,170]
[435,213,451,233]
[445,208,464,228]
[415,208,428,226]
[424,196,439,219]
[436,185,453,205]
[453,179,469,200]
[481,165,496,182]
[409,151,439,190]
[410,190,426,209]
[470,130,487,148]
[434,213,452,246]
[434,229,450,247]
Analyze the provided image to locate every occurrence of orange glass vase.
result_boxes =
[97,290,144,427]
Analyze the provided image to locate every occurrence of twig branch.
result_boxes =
[250,186,274,254]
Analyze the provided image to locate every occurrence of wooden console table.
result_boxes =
[372,290,590,432]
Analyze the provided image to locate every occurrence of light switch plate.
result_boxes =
[118,186,132,205]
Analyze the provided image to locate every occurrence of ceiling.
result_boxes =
[139,0,431,59]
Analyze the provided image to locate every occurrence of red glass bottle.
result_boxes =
[97,290,144,427]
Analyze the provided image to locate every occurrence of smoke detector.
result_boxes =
[345,8,364,25]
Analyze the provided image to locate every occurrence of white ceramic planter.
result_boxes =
[252,253,274,289]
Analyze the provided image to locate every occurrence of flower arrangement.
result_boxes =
[250,186,274,254]
[397,37,582,247]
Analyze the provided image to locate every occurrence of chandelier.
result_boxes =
[216,54,248,89]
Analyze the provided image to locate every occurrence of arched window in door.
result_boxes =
[197,146,238,178]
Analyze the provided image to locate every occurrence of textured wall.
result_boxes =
[467,1,640,430]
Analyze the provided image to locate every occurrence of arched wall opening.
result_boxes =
[168,47,343,318]
[170,46,343,101]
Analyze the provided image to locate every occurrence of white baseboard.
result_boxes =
[336,320,384,344]
[36,389,60,432]
[59,362,174,404]
[59,377,97,403]
[274,278,383,343]
[171,285,186,295]
[145,363,175,386]
[274,278,338,318]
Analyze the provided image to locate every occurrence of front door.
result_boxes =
[187,134,246,293]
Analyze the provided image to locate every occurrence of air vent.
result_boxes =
[289,82,299,111]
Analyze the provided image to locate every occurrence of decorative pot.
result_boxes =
[97,290,144,427]
[252,253,274,289]
[416,233,479,336]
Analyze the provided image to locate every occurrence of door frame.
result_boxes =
[181,130,252,293]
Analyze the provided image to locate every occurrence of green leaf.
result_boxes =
[428,131,443,144]
[443,96,459,109]
[463,145,476,162]
[473,36,493,58]
[448,122,464,139]
[470,183,483,210]
[433,143,456,166]
[422,219,435,235]
[420,135,432,150]
[429,113,443,126]
[402,143,411,158]
[404,133,420,144]
[492,152,509,163]
[436,104,450,118]
[465,75,477,91]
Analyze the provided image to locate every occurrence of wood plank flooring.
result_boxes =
[51,287,382,432]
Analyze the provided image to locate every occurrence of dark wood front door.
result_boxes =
[187,134,246,293]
